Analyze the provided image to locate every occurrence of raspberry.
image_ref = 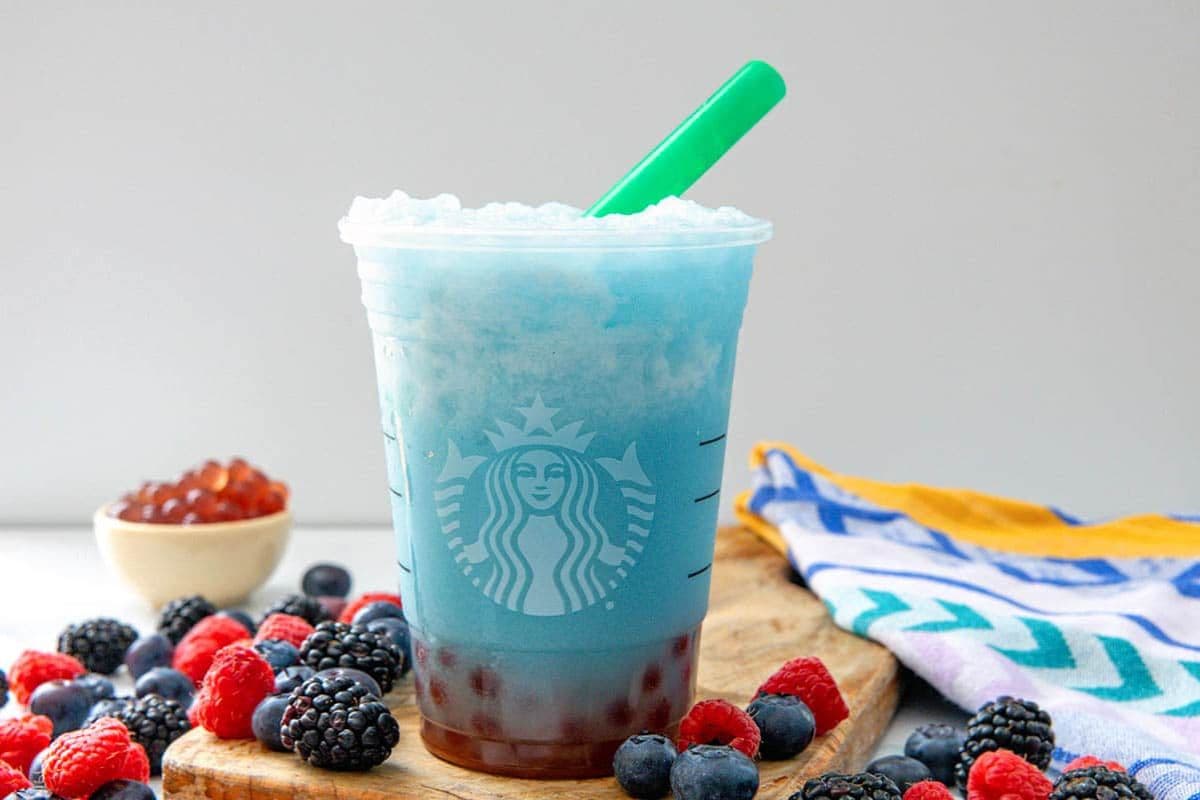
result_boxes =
[0,760,32,797]
[339,592,403,624]
[966,749,1053,800]
[117,742,150,783]
[43,718,135,799]
[905,781,956,800]
[756,656,849,735]
[194,645,275,739]
[677,699,761,758]
[254,613,315,649]
[0,715,53,775]
[7,650,86,705]
[172,614,252,685]
[1063,756,1125,773]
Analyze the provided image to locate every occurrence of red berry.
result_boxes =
[43,718,136,799]
[0,714,52,775]
[8,650,86,705]
[967,749,1053,800]
[173,614,252,685]
[116,742,150,783]
[194,645,275,739]
[756,656,849,735]
[905,781,956,800]
[0,760,32,797]
[677,699,761,758]
[469,667,501,699]
[339,592,403,624]
[1063,756,1125,773]
[254,613,314,649]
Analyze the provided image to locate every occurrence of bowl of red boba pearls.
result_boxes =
[94,457,292,607]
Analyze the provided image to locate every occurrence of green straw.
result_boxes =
[585,60,786,217]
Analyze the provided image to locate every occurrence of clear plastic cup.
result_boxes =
[341,200,770,777]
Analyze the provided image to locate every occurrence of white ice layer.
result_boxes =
[343,191,762,231]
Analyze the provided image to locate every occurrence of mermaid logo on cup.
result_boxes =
[435,395,653,616]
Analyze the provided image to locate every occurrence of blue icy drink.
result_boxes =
[340,192,771,777]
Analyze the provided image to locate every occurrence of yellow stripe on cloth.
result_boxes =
[737,442,1200,560]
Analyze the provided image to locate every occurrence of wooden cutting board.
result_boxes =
[163,528,900,799]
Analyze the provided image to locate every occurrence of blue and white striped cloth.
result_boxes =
[736,444,1200,800]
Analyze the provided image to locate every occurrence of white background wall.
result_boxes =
[2,2,1197,525]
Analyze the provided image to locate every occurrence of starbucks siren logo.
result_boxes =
[435,395,654,616]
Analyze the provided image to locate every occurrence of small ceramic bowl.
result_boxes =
[94,505,292,608]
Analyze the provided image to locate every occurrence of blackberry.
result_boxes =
[955,696,1054,788]
[158,595,216,644]
[0,667,8,708]
[112,694,191,775]
[263,594,329,626]
[280,674,399,770]
[85,696,131,726]
[56,618,138,675]
[1051,766,1153,800]
[793,772,903,800]
[299,622,402,694]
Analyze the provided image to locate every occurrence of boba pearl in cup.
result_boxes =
[341,193,770,777]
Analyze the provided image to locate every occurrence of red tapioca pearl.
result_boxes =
[559,716,588,742]
[160,497,187,523]
[470,713,503,738]
[642,664,663,694]
[138,504,161,523]
[428,677,449,706]
[415,642,430,669]
[469,667,501,699]
[606,698,635,728]
[671,634,690,658]
[437,649,457,669]
[646,697,672,731]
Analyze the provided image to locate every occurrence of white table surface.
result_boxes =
[0,527,965,795]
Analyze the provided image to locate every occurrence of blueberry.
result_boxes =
[366,618,411,675]
[301,563,351,598]
[315,667,381,698]
[274,665,315,695]
[905,724,966,786]
[29,679,92,737]
[253,639,299,673]
[85,697,131,726]
[124,634,174,680]
[89,780,157,800]
[74,673,116,703]
[7,789,59,800]
[28,747,49,784]
[351,601,403,627]
[866,754,932,793]
[747,693,816,760]
[135,667,194,705]
[217,609,257,635]
[614,733,677,798]
[670,744,758,800]
[251,694,291,752]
